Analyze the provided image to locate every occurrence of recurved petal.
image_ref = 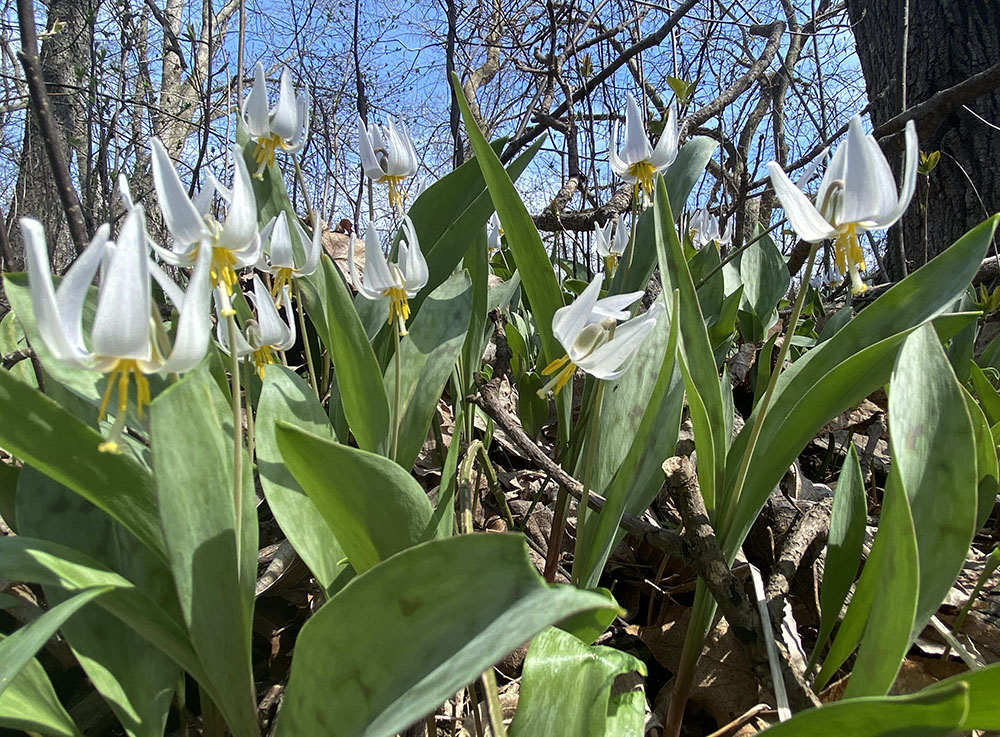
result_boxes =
[151,138,211,247]
[650,103,678,170]
[838,116,885,225]
[248,274,294,349]
[21,218,92,365]
[270,68,301,141]
[160,235,212,373]
[608,124,630,178]
[294,216,323,276]
[622,94,653,165]
[874,120,919,229]
[56,223,110,354]
[242,62,271,138]
[286,91,310,151]
[90,208,152,362]
[552,273,603,353]
[577,302,662,379]
[216,149,258,252]
[591,289,643,322]
[267,211,295,268]
[399,217,427,293]
[767,162,837,242]
[358,119,384,179]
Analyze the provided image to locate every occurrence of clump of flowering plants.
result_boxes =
[0,57,998,737]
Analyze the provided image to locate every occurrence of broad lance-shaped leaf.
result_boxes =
[300,256,390,455]
[889,323,977,640]
[256,366,350,594]
[842,464,918,699]
[922,662,1000,730]
[509,627,646,737]
[758,683,969,737]
[808,444,866,672]
[16,468,181,737]
[0,367,165,560]
[384,272,472,470]
[450,72,562,367]
[150,363,258,737]
[275,423,434,573]
[961,384,999,529]
[653,175,726,515]
[0,635,84,737]
[274,535,617,737]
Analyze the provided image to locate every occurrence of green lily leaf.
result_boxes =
[274,534,617,737]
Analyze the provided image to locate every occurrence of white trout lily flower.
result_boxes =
[256,211,322,303]
[594,218,628,273]
[609,94,678,203]
[688,209,732,250]
[150,138,260,298]
[358,117,418,211]
[241,62,310,178]
[348,216,428,336]
[538,274,664,396]
[22,207,211,451]
[487,212,503,253]
[767,115,917,294]
[216,274,296,379]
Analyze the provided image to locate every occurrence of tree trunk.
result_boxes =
[9,0,94,274]
[847,0,1000,279]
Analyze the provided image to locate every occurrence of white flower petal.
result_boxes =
[838,116,885,226]
[242,62,270,137]
[216,149,258,252]
[768,162,837,242]
[56,223,110,355]
[294,216,322,276]
[591,290,643,321]
[358,119,384,179]
[578,302,662,379]
[622,94,652,165]
[91,208,152,361]
[552,274,603,352]
[270,68,301,141]
[151,138,211,247]
[160,237,212,373]
[267,212,295,268]
[399,216,427,293]
[650,103,678,170]
[608,123,630,178]
[873,120,919,229]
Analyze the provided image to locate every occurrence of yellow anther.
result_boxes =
[387,287,411,335]
[627,161,657,201]
[97,359,150,420]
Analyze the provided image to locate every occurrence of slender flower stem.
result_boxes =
[571,380,606,586]
[391,323,402,462]
[291,153,313,218]
[243,359,256,466]
[293,280,319,397]
[617,193,641,286]
[225,312,245,568]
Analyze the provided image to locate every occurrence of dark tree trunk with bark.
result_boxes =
[8,0,94,274]
[847,0,1000,279]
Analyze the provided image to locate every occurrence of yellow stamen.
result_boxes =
[386,287,411,336]
[252,345,277,380]
[538,353,577,396]
[271,266,294,301]
[377,175,408,210]
[97,359,151,421]
[834,223,867,294]
[209,246,240,296]
[604,253,619,275]
[627,161,656,202]
[252,133,289,178]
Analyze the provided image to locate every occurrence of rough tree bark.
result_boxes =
[847,0,1000,279]
[9,0,95,273]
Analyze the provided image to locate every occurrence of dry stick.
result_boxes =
[16,0,89,257]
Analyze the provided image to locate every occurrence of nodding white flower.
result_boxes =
[609,94,678,204]
[358,117,418,211]
[150,138,260,299]
[688,209,732,250]
[487,212,503,253]
[256,211,322,303]
[348,217,428,336]
[241,62,310,177]
[594,218,628,272]
[767,116,917,294]
[538,274,664,396]
[216,274,296,379]
[21,207,212,451]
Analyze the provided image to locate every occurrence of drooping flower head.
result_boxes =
[594,217,628,273]
[688,209,732,251]
[256,210,322,304]
[487,212,504,253]
[150,138,260,299]
[539,273,664,396]
[767,116,917,294]
[241,62,310,178]
[358,117,418,211]
[216,274,296,379]
[21,204,211,451]
[609,94,678,204]
[348,216,428,336]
